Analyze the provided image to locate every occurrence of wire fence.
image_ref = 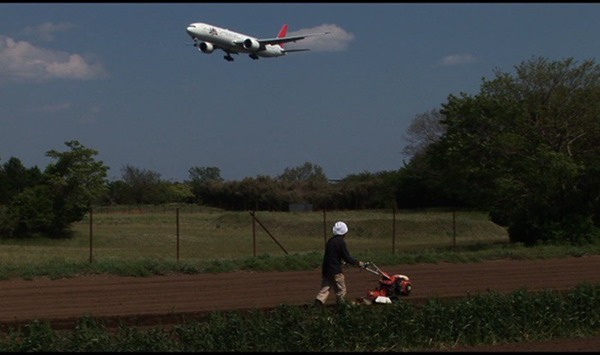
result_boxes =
[82,204,509,263]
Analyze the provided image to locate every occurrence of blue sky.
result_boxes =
[1,3,599,182]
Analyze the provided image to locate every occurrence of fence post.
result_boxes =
[252,209,256,257]
[453,209,457,252]
[176,207,180,262]
[392,203,396,254]
[249,211,288,255]
[89,207,93,263]
[323,209,327,248]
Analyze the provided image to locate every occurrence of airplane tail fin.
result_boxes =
[277,24,288,48]
[275,24,310,54]
[277,24,288,38]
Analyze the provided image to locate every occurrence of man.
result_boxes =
[314,221,366,306]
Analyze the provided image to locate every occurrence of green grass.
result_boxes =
[0,205,598,280]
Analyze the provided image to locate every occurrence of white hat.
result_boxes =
[333,221,348,235]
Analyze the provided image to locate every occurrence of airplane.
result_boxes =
[185,22,329,62]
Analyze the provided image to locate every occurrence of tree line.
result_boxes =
[105,162,401,211]
[0,146,401,239]
[1,56,599,246]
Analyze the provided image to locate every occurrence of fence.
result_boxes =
[82,205,508,263]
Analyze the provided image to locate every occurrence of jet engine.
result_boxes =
[243,38,261,51]
[198,42,214,53]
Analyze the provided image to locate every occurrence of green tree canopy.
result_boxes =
[436,56,600,245]
[188,166,223,184]
[0,157,43,205]
[120,164,165,206]
[277,161,327,184]
[0,140,109,238]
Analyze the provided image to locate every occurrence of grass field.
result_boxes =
[0,206,508,263]
[0,205,597,280]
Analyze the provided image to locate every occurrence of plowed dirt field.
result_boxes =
[1,255,599,351]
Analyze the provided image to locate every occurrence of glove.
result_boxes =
[358,261,367,268]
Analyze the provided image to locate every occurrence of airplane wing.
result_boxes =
[233,32,329,47]
[282,49,311,53]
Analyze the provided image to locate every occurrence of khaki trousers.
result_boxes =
[315,273,347,304]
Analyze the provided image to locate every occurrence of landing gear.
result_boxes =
[249,54,259,60]
[224,54,234,62]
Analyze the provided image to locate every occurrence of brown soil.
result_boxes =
[1,255,599,351]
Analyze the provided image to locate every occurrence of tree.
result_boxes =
[43,140,109,235]
[120,165,165,206]
[402,108,446,160]
[437,57,600,245]
[164,182,195,203]
[277,161,327,184]
[103,180,129,205]
[188,166,224,205]
[396,108,466,209]
[0,157,43,205]
[0,185,54,237]
[337,171,401,209]
[188,166,223,184]
[277,162,329,208]
[0,140,109,238]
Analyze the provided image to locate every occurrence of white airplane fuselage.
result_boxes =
[186,22,286,59]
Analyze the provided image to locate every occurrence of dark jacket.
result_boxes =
[321,234,359,278]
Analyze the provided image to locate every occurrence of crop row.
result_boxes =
[0,283,598,351]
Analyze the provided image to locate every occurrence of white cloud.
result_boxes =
[0,35,107,83]
[287,24,354,52]
[22,22,75,42]
[440,53,477,66]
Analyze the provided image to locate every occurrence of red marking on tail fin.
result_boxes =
[277,24,288,38]
[277,24,288,48]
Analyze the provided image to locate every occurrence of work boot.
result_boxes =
[313,299,324,307]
